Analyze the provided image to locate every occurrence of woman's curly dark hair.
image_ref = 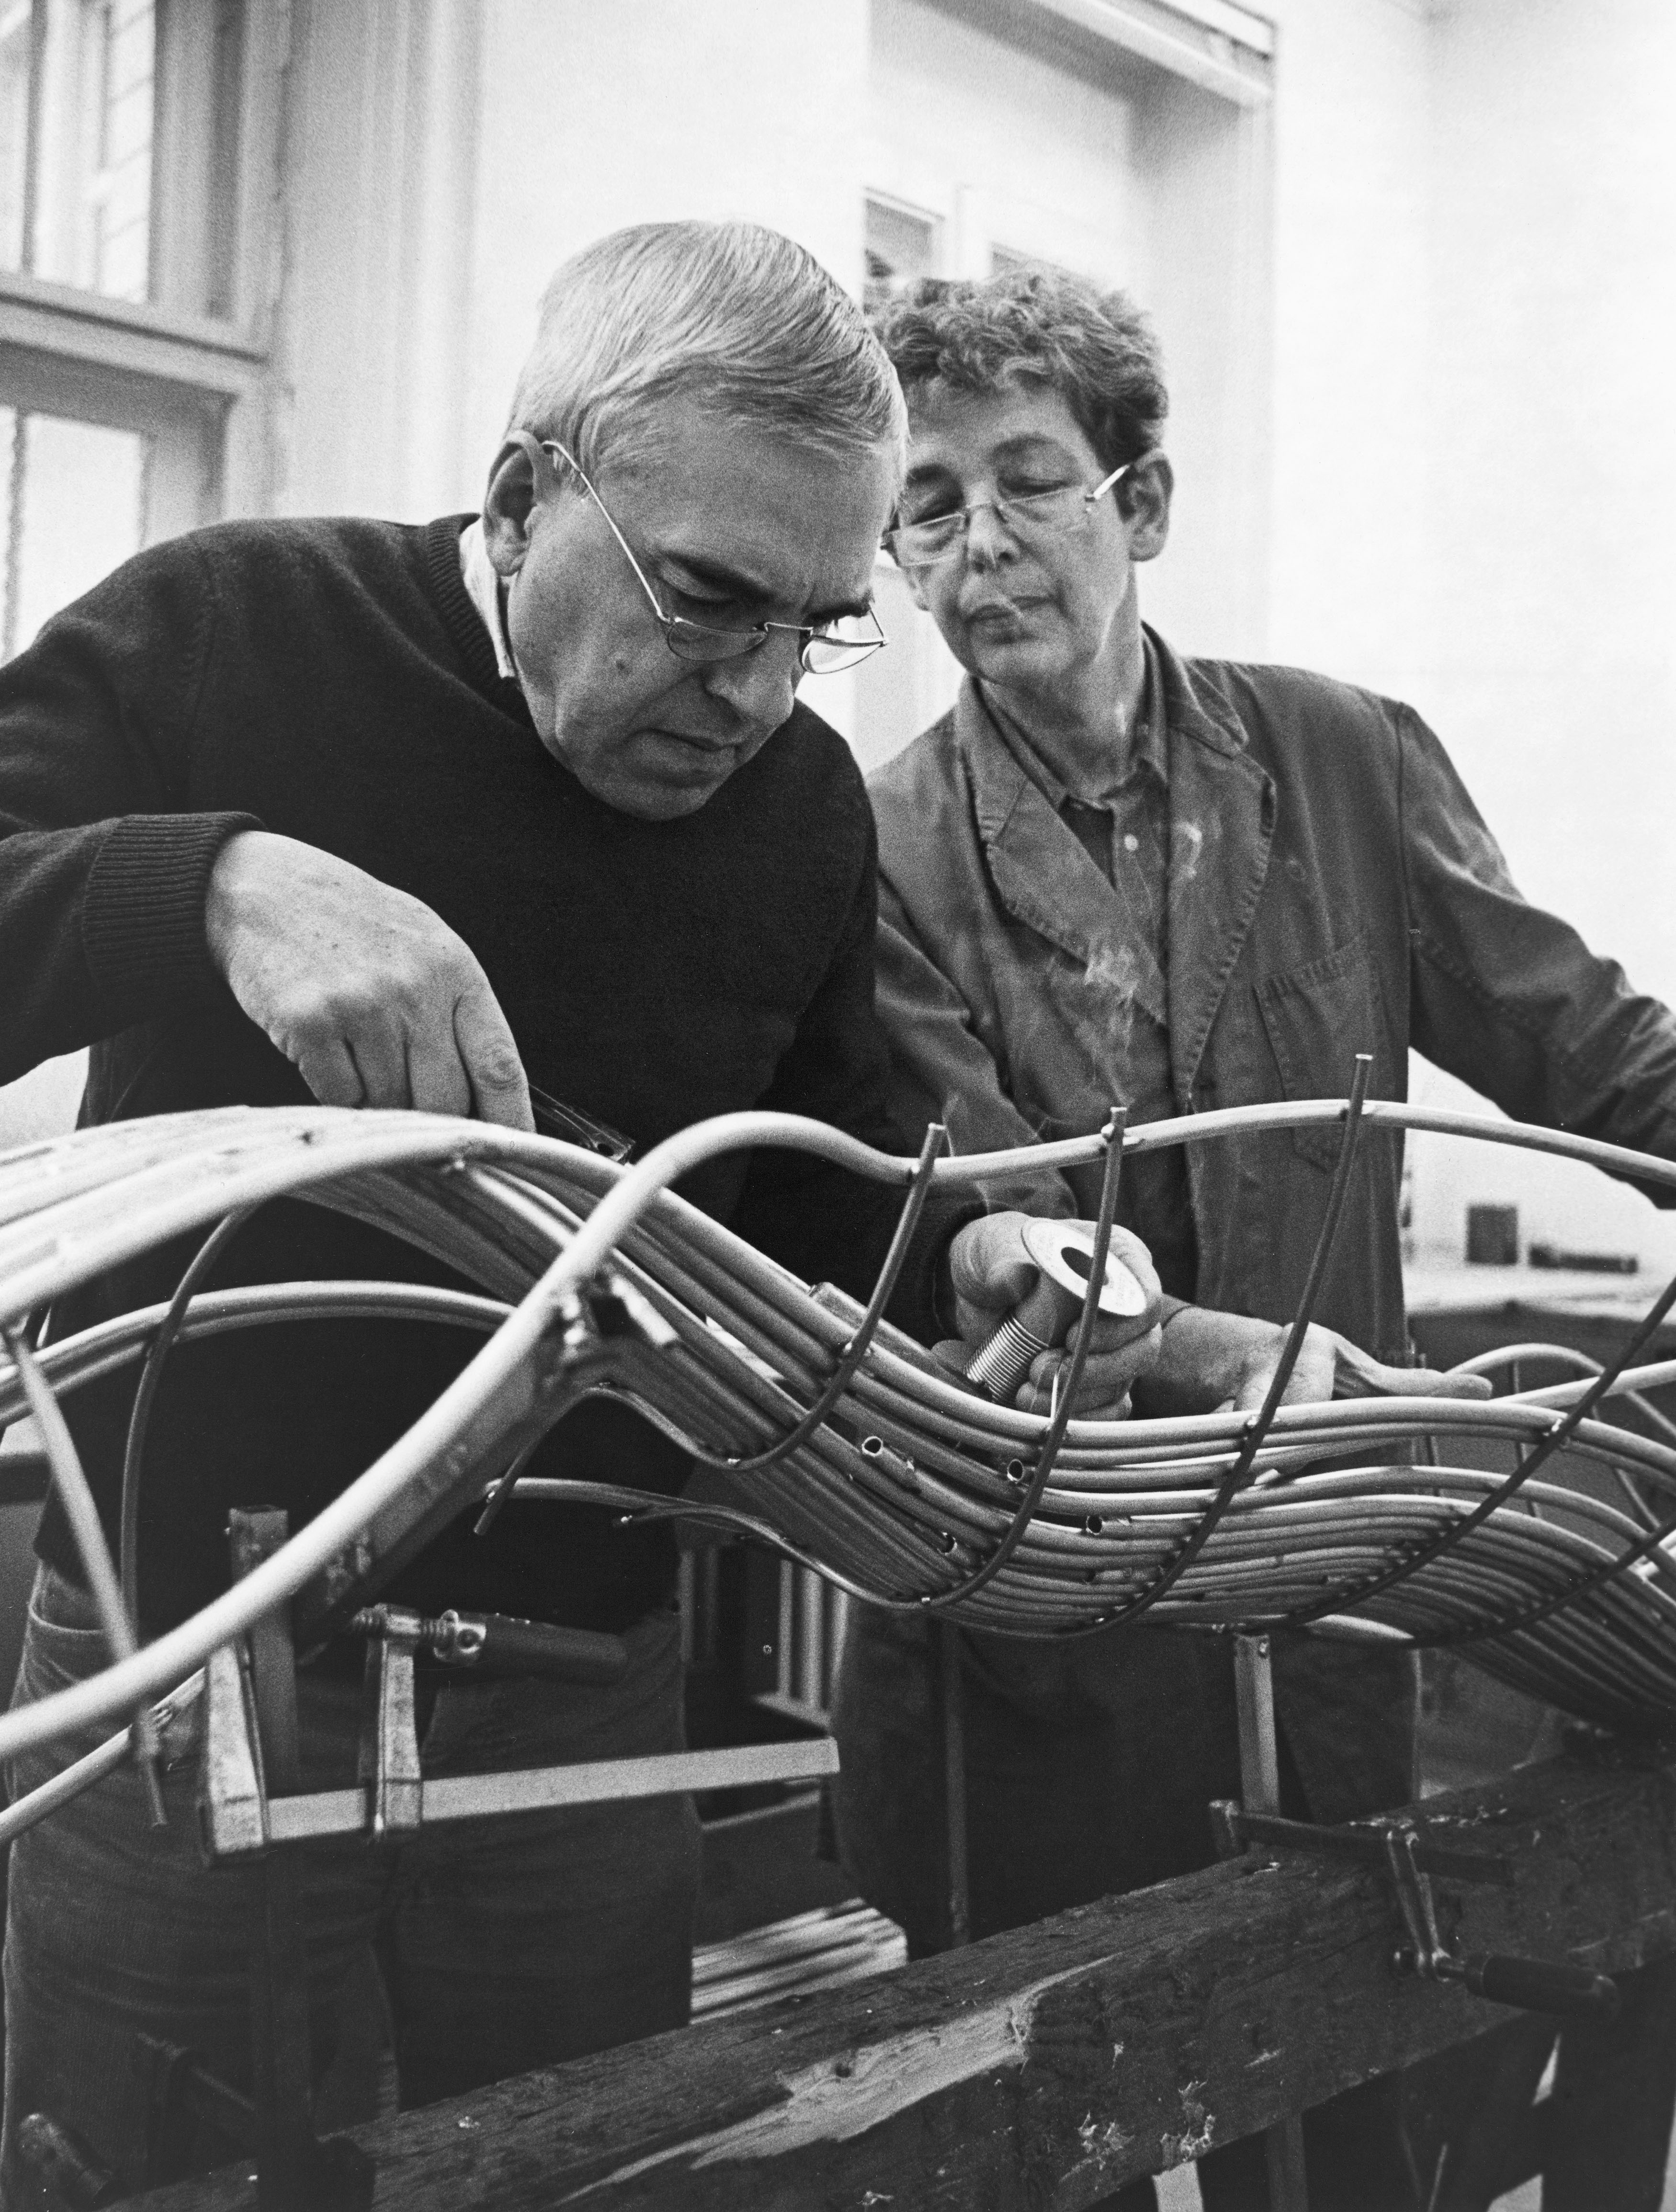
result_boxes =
[871,267,1167,472]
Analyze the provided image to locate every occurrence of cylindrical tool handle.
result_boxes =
[458,1613,629,1686]
[1460,1952,1621,2021]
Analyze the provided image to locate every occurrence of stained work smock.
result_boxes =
[835,624,1676,1931]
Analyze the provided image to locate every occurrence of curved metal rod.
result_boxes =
[18,1292,1676,1494]
[955,1096,1676,1196]
[0,1673,203,1849]
[1068,1055,1372,1635]
[11,1097,1676,1331]
[922,1107,1127,1613]
[0,1111,938,1762]
[0,1282,510,1429]
[2,1322,166,1815]
[705,1121,948,1479]
[512,1479,906,1612]
[7,1094,1676,1760]
[1413,1457,1676,1654]
[1288,1260,1676,1628]
[1410,1488,1676,1650]
[1506,1355,1676,1416]
[1461,1342,1673,1526]
[120,1207,256,1629]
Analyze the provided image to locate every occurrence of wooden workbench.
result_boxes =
[133,1749,1676,2212]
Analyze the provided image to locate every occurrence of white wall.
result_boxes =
[1259,0,1433,693]
[1133,69,1272,659]
[866,0,1144,287]
[1244,0,1676,1271]
[1412,0,1676,1270]
[1425,0,1676,1005]
[464,0,872,499]
[272,0,487,521]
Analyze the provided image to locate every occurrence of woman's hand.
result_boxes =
[938,1211,1164,1416]
[1138,1305,1494,1415]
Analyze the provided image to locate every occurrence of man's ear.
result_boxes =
[481,432,544,577]
[1121,451,1174,566]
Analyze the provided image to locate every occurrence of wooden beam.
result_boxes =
[133,1754,1676,2211]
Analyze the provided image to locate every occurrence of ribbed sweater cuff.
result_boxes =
[82,811,263,1008]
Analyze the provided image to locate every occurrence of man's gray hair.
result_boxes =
[508,220,906,479]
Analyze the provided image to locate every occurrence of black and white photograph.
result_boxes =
[0,2,1674,2206]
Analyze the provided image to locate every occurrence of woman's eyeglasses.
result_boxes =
[883,460,1135,571]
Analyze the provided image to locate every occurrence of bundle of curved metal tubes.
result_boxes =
[5,1087,1676,1819]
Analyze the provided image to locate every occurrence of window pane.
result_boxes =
[0,1,34,270]
[0,406,147,659]
[1,0,247,319]
[8,0,157,300]
[865,196,938,314]
[991,244,1076,282]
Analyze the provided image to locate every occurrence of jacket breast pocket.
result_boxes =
[1255,931,1391,1172]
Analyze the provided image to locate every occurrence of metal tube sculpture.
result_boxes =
[4,1085,1676,1851]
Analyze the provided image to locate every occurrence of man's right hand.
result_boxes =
[204,831,533,1130]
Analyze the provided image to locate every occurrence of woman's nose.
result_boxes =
[963,501,1015,570]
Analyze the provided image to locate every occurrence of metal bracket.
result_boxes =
[197,1635,269,1860]
[1230,1633,1309,2212]
[473,1277,672,1535]
[210,1509,375,2212]
[357,1614,423,1841]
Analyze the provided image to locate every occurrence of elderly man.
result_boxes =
[832,267,1676,2211]
[0,221,1182,2195]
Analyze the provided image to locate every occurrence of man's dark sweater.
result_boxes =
[0,515,956,1634]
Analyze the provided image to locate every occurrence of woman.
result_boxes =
[830,267,1619,2210]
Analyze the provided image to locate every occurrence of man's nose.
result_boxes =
[701,635,801,728]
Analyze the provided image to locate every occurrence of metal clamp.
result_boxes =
[355,1612,423,1842]
[1381,1818,1620,2022]
[15,2113,119,2209]
[197,1635,270,1860]
[1212,1799,1619,2022]
[351,1602,629,1685]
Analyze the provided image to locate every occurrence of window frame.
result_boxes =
[0,0,286,559]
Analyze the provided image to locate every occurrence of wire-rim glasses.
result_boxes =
[883,458,1136,571]
[539,441,886,675]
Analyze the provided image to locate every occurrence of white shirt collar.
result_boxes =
[459,517,519,682]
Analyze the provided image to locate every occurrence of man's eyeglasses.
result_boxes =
[883,459,1135,572]
[540,441,886,675]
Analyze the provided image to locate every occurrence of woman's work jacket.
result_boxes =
[869,629,1676,1367]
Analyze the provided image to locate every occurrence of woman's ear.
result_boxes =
[1122,451,1174,566]
[481,432,545,576]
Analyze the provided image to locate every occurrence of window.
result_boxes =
[990,242,1076,282]
[852,193,963,774]
[0,404,145,655]
[0,0,277,660]
[864,194,938,314]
